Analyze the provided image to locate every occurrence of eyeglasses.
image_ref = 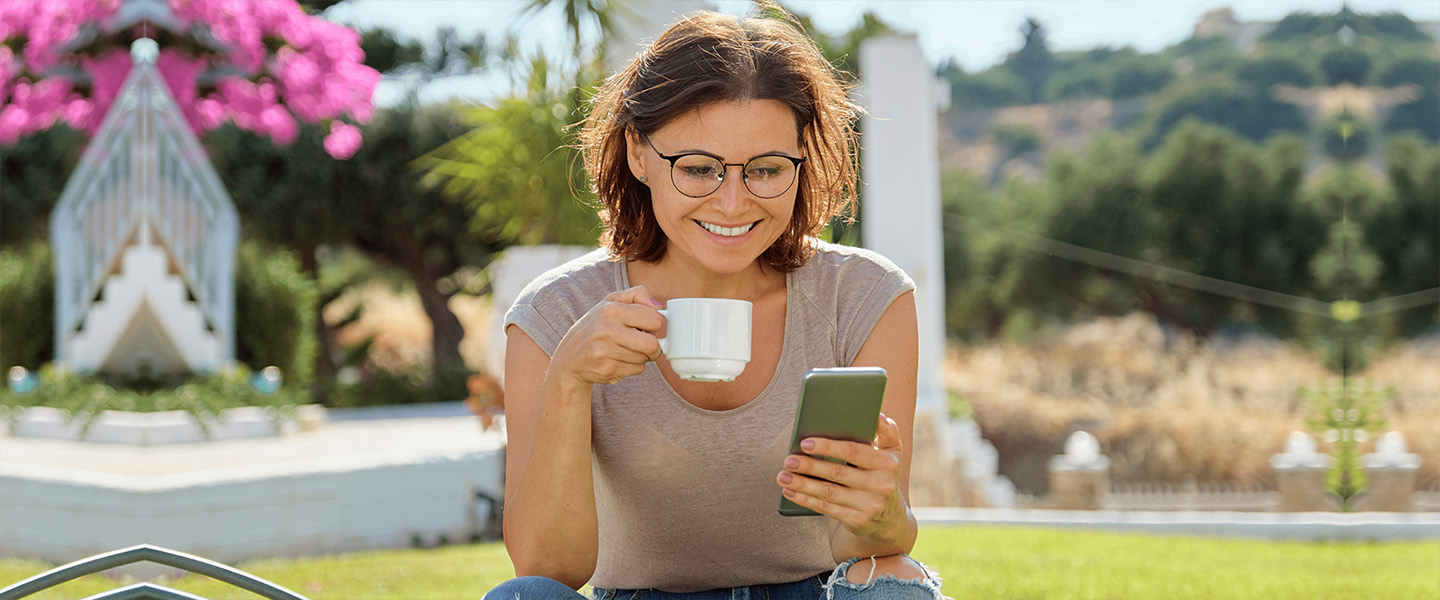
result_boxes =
[642,134,806,199]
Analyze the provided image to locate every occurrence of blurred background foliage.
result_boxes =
[0,1,1436,410]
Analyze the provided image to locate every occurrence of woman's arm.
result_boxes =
[502,287,664,590]
[774,291,920,560]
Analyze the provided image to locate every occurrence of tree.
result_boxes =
[1141,80,1308,149]
[0,0,378,155]
[0,125,83,248]
[1109,55,1173,99]
[1004,18,1055,104]
[1321,46,1373,85]
[415,57,601,248]
[1364,136,1440,335]
[967,123,1327,339]
[1237,56,1317,89]
[940,63,1028,108]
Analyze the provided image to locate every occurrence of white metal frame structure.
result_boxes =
[51,40,239,373]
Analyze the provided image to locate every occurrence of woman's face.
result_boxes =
[627,99,802,277]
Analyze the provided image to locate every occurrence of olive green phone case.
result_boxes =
[778,367,888,517]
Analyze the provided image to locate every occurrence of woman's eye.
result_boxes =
[747,166,781,179]
[681,164,719,177]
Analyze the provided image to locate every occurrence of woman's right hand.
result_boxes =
[550,285,666,386]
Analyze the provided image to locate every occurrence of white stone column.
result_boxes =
[1359,431,1420,512]
[858,34,946,418]
[859,36,1012,508]
[1047,431,1111,510]
[1271,431,1339,512]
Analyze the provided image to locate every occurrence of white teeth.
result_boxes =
[698,221,755,237]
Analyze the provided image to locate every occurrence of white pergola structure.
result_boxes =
[51,38,238,375]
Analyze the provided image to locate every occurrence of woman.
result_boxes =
[486,3,944,599]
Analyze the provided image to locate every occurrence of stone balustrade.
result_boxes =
[1039,430,1426,512]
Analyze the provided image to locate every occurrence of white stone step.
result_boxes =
[70,245,221,373]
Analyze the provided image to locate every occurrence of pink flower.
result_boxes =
[0,104,30,144]
[0,0,376,147]
[323,120,360,160]
[258,104,296,145]
[196,98,225,129]
[61,98,91,128]
[80,49,134,133]
[156,49,208,131]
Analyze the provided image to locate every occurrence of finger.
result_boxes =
[778,472,883,527]
[785,451,894,494]
[609,325,663,361]
[607,285,663,309]
[594,300,665,336]
[873,413,902,451]
[800,437,900,473]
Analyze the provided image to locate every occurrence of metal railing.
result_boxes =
[50,52,238,370]
[0,544,308,600]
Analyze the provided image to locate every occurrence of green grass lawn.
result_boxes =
[2,526,1436,599]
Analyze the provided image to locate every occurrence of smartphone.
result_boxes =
[778,367,887,517]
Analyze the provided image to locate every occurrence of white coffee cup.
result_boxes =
[657,298,752,382]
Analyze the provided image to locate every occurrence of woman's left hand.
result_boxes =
[777,413,906,540]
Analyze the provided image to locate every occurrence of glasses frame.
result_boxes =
[642,134,807,199]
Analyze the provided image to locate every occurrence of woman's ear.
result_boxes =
[626,128,649,185]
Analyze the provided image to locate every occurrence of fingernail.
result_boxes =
[785,456,800,469]
[778,472,794,484]
[650,298,662,308]
[783,489,796,498]
[800,439,815,452]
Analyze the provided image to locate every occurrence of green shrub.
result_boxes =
[1322,116,1372,162]
[324,360,473,408]
[1385,89,1440,142]
[1109,58,1173,98]
[1376,56,1440,88]
[990,124,1042,161]
[0,364,303,437]
[949,69,1029,108]
[234,243,318,389]
[1237,56,1318,89]
[1321,47,1372,85]
[0,243,54,370]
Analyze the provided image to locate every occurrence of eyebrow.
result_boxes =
[649,136,803,161]
[668,148,805,162]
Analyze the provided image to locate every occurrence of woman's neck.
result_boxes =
[627,257,785,302]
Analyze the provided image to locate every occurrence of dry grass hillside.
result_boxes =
[946,312,1440,494]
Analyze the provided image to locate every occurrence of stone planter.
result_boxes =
[5,404,326,445]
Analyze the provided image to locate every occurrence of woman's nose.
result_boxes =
[712,167,749,211]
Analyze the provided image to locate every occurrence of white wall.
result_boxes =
[0,421,505,564]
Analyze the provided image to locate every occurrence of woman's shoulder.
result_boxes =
[800,239,914,289]
[511,247,620,308]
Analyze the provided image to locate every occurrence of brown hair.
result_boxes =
[578,1,860,272]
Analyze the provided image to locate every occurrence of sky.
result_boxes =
[323,0,1440,106]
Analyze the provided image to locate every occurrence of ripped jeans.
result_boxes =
[482,556,946,600]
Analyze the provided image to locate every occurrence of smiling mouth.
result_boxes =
[696,220,758,237]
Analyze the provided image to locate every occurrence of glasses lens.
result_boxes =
[743,156,798,198]
[671,155,724,197]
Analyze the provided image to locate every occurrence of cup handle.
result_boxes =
[655,308,668,356]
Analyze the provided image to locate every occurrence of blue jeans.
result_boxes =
[483,556,946,600]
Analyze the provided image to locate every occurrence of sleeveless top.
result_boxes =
[503,240,915,593]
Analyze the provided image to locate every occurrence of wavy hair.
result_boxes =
[578,1,860,272]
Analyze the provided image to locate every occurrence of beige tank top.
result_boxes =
[504,240,915,592]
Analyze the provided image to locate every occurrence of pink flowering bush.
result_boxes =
[0,0,377,158]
